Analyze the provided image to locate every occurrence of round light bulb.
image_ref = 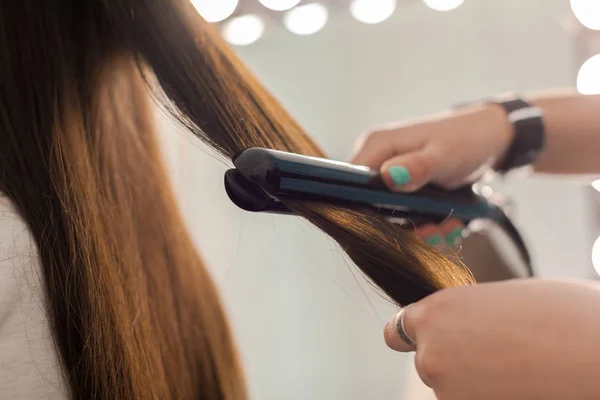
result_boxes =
[422,0,464,12]
[570,0,600,30]
[592,236,600,276]
[191,0,239,23]
[259,0,301,11]
[222,14,265,46]
[350,0,396,24]
[577,54,600,95]
[283,3,329,35]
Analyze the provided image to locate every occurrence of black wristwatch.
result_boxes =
[493,98,545,173]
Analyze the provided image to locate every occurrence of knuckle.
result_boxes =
[409,152,437,182]
[406,302,430,329]
[411,163,430,183]
[418,289,455,323]
[415,350,445,387]
[361,129,387,146]
[424,146,443,167]
[441,178,465,189]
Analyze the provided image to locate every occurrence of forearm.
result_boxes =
[517,89,600,174]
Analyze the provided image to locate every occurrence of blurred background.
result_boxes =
[157,0,600,398]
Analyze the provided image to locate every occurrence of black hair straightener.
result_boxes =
[224,147,533,276]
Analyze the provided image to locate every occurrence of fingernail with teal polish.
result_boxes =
[389,166,411,187]
[426,235,442,246]
[446,228,464,245]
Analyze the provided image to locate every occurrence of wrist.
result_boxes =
[481,103,514,170]
[489,100,546,173]
[454,96,546,173]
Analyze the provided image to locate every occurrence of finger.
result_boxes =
[380,148,440,192]
[383,305,419,352]
[414,224,444,246]
[384,313,414,352]
[349,129,424,169]
[438,219,463,234]
[439,219,466,246]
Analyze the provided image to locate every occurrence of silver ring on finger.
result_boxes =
[395,305,416,347]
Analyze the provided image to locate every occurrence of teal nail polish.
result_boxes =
[389,166,411,187]
[446,228,464,245]
[426,235,442,246]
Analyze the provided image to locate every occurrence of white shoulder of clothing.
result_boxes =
[0,195,66,399]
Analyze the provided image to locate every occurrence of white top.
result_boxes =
[0,196,66,399]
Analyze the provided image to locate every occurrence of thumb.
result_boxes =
[381,148,439,192]
[383,303,423,352]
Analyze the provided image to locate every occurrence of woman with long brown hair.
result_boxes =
[0,0,473,398]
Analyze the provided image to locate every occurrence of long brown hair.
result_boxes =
[0,0,473,398]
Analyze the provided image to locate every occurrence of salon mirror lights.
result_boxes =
[350,0,397,25]
[283,3,329,35]
[214,0,418,46]
[592,236,600,276]
[191,0,239,23]
[210,0,474,47]
[259,0,301,12]
[577,54,600,95]
[222,14,265,46]
[422,0,464,12]
[570,0,600,95]
[570,0,600,31]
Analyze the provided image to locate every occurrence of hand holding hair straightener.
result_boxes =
[225,146,533,276]
[224,95,582,281]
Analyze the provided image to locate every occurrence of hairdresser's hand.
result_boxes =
[351,104,512,192]
[414,219,464,247]
[384,279,600,400]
